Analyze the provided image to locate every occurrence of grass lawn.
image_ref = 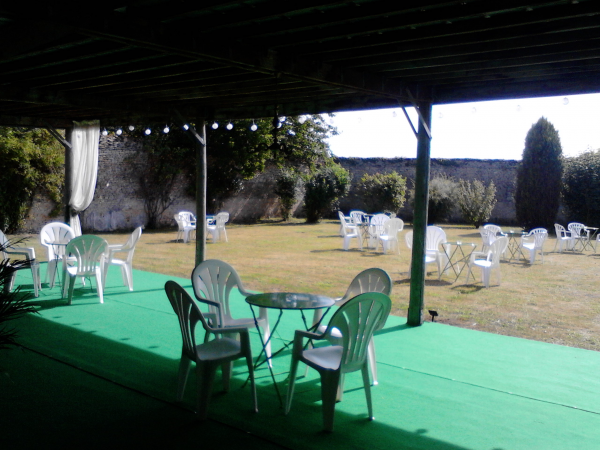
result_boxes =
[19,219,600,352]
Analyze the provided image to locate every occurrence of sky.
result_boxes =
[326,93,600,161]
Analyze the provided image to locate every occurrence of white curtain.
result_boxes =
[69,121,100,236]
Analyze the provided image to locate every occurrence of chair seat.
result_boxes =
[473,260,493,269]
[195,337,242,361]
[302,345,343,370]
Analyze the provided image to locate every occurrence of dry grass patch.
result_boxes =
[17,220,600,352]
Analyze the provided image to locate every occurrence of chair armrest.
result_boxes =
[195,296,221,309]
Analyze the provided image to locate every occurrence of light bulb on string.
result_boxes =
[144,127,151,135]
[226,121,233,130]
[115,127,123,136]
[250,121,258,131]
[211,121,219,130]
[128,125,135,131]
[163,125,170,134]
[183,124,189,131]
[101,128,108,136]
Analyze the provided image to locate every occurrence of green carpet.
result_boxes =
[5,263,600,449]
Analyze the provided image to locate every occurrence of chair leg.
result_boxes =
[284,355,300,415]
[482,268,490,288]
[361,365,374,420]
[67,276,76,304]
[244,345,258,413]
[31,261,40,297]
[121,264,133,290]
[367,338,378,385]
[221,361,233,391]
[176,355,192,401]
[195,361,218,421]
[320,370,341,432]
[96,268,104,304]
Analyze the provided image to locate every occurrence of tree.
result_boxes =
[0,127,64,232]
[355,171,407,215]
[515,117,563,230]
[562,150,600,224]
[456,179,497,228]
[303,164,351,223]
[274,168,302,221]
[409,174,457,224]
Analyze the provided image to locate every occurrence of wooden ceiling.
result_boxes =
[1,0,600,128]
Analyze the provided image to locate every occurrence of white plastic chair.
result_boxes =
[466,236,508,288]
[520,228,548,264]
[103,226,143,291]
[405,231,439,277]
[165,280,257,420]
[553,224,574,253]
[0,231,41,297]
[285,292,391,432]
[479,228,497,254]
[40,222,76,288]
[368,213,389,248]
[377,218,403,254]
[568,222,588,251]
[338,211,362,251]
[311,267,391,385]
[191,259,271,364]
[206,212,229,243]
[174,212,196,243]
[483,224,505,236]
[349,210,368,226]
[62,235,108,305]
[338,211,352,236]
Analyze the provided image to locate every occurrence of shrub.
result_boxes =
[514,117,563,230]
[427,174,457,223]
[355,171,407,215]
[562,150,600,224]
[303,164,351,223]
[456,179,497,228]
[274,169,302,221]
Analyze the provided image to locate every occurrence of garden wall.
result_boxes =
[23,136,523,233]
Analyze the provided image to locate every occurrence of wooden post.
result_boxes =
[64,127,73,224]
[407,101,433,326]
[195,120,207,266]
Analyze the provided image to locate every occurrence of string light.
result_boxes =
[101,128,108,136]
[226,121,233,130]
[250,120,258,131]
[163,125,170,134]
[144,127,151,135]
[128,125,135,131]
[211,121,219,130]
[115,127,123,136]
[183,124,190,130]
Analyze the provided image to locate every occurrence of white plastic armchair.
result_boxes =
[285,292,391,432]
[553,224,574,253]
[311,268,392,385]
[568,222,587,251]
[206,212,229,243]
[0,231,41,297]
[103,226,143,291]
[165,281,257,420]
[426,226,448,279]
[191,259,271,364]
[368,213,389,248]
[174,212,196,243]
[483,224,506,237]
[40,222,76,288]
[405,231,439,277]
[62,235,109,305]
[349,210,368,226]
[479,228,497,254]
[466,236,508,288]
[377,218,403,254]
[520,228,548,264]
[338,211,362,251]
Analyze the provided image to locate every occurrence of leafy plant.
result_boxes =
[0,238,37,349]
[303,164,351,223]
[409,174,457,224]
[0,127,64,232]
[514,117,563,230]
[456,179,497,228]
[562,150,600,224]
[274,168,302,221]
[355,171,407,215]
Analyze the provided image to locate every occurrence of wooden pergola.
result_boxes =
[2,1,600,325]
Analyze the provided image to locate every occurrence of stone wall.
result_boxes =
[24,137,523,233]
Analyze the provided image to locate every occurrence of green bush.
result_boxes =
[355,171,407,215]
[515,117,563,230]
[274,169,302,221]
[427,174,457,223]
[456,179,497,228]
[562,150,600,224]
[303,164,351,223]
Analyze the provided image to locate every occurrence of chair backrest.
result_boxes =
[350,210,367,225]
[338,211,353,236]
[65,235,108,276]
[426,226,446,251]
[165,280,209,361]
[554,223,568,237]
[528,228,548,248]
[120,226,143,262]
[483,224,504,236]
[487,236,508,267]
[568,222,585,237]
[369,214,389,234]
[383,218,403,237]
[405,230,413,249]
[480,228,497,247]
[323,292,391,372]
[215,212,229,227]
[40,222,75,258]
[340,268,392,304]
[191,259,246,327]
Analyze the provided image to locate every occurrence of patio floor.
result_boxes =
[3,265,600,449]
